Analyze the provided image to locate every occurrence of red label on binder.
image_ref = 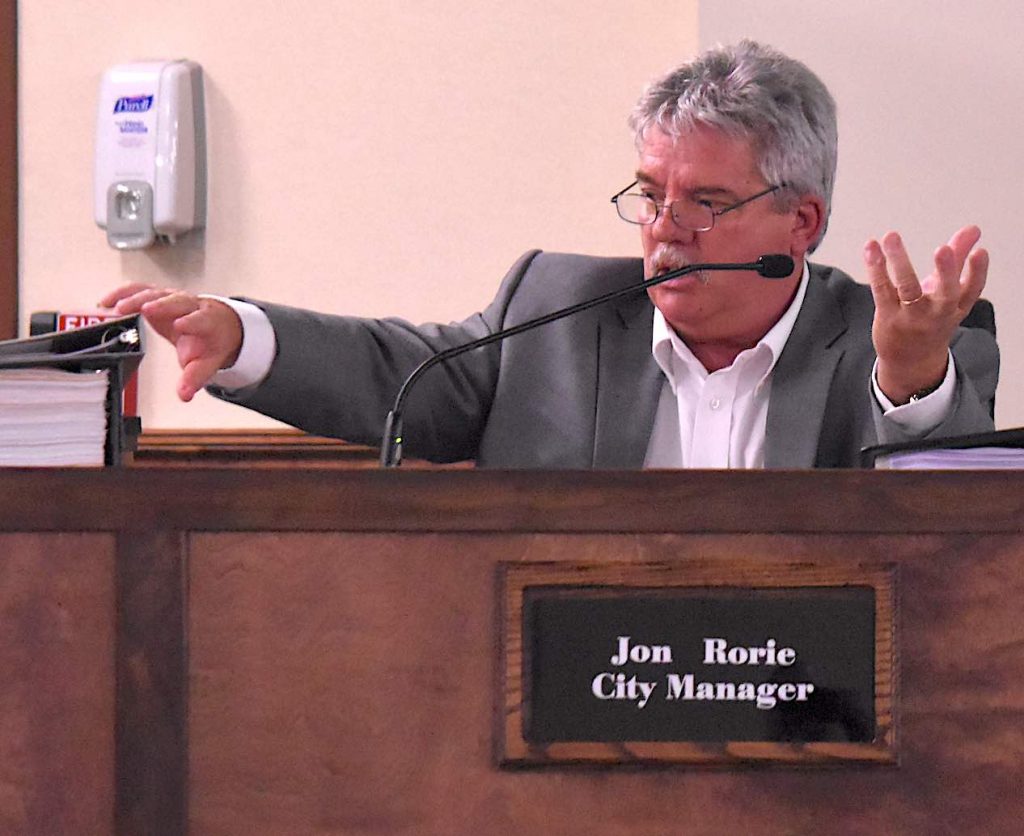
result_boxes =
[56,312,139,417]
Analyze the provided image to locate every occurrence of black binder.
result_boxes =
[0,314,144,465]
[859,427,1024,469]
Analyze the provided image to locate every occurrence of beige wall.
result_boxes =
[18,1,697,428]
[702,3,1023,429]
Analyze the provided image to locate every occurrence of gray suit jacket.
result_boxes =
[219,251,999,468]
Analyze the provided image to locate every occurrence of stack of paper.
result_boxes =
[0,367,109,466]
[875,446,1024,470]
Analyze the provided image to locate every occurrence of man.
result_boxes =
[102,40,997,468]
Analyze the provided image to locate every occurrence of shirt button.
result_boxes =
[709,397,721,410]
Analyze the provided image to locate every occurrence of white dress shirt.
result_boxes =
[202,295,276,391]
[643,263,955,468]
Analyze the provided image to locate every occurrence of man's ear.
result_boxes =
[790,194,826,254]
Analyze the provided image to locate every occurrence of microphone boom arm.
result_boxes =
[379,254,792,467]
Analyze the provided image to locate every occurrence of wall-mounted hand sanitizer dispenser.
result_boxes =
[95,60,206,249]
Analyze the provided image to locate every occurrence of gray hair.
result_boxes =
[629,40,838,250]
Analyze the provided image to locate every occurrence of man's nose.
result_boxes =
[650,205,697,243]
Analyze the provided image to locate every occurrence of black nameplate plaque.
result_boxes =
[499,562,895,766]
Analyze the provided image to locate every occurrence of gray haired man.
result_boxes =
[103,40,997,468]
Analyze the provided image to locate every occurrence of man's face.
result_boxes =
[638,125,817,349]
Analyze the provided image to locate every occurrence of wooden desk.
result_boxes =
[1,467,1021,834]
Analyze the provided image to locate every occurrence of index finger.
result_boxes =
[139,291,202,321]
[98,283,159,309]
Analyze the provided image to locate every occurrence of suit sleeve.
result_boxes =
[209,250,543,462]
[872,324,999,445]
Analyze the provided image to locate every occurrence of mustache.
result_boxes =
[647,245,710,285]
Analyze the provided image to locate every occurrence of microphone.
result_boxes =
[755,254,796,279]
[379,254,795,467]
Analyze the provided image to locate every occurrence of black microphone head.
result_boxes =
[756,254,795,279]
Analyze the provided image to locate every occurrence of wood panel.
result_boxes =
[116,530,188,836]
[131,428,465,469]
[0,533,116,834]
[186,529,1024,835]
[1,467,1022,534]
[132,429,381,469]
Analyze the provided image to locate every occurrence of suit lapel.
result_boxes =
[592,292,663,467]
[765,265,849,467]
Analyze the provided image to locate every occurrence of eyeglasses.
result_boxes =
[610,181,782,231]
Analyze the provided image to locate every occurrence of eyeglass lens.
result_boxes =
[615,194,713,230]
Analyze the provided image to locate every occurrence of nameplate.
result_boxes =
[499,562,895,766]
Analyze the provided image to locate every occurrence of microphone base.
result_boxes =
[379,411,403,468]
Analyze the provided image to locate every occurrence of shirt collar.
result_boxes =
[651,259,811,381]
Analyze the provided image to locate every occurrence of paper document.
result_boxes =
[874,446,1024,470]
[0,367,109,466]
